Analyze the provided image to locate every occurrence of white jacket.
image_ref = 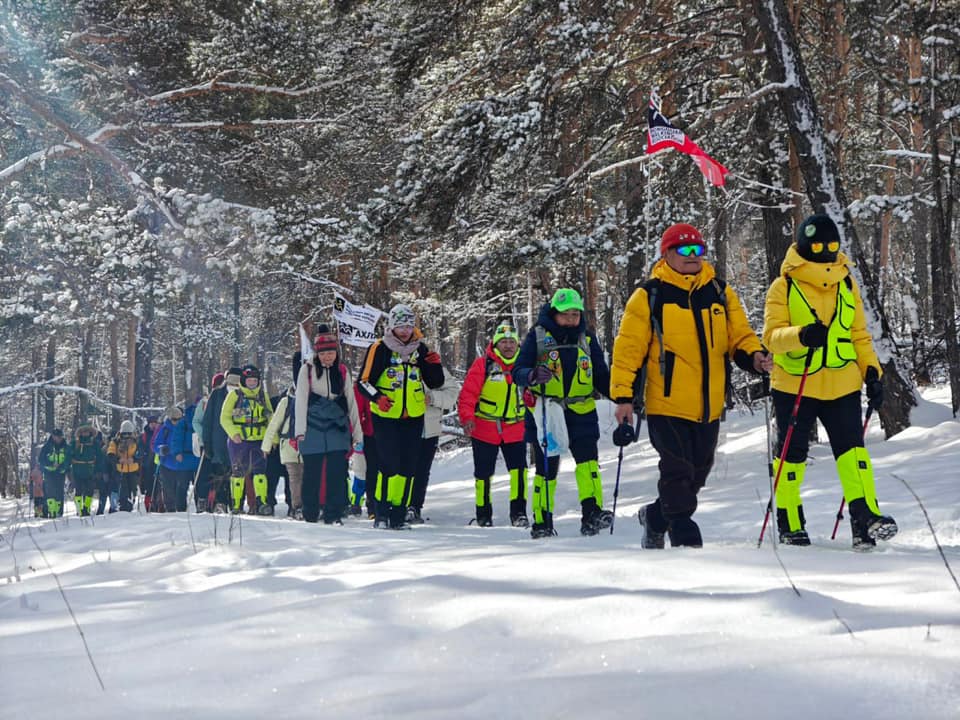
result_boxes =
[261,391,302,465]
[422,370,460,439]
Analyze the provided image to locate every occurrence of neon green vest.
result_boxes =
[533,327,596,414]
[371,351,427,419]
[476,358,524,423]
[774,276,858,375]
[232,387,270,441]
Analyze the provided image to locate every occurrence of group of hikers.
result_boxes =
[30,214,898,550]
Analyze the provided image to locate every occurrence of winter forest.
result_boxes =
[1,1,959,460]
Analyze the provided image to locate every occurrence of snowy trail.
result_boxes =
[1,389,958,719]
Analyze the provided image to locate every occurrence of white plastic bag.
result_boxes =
[533,397,568,457]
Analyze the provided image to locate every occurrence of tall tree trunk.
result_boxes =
[44,336,56,433]
[756,0,916,436]
[110,320,121,430]
[126,317,137,407]
[135,300,155,407]
[76,326,94,425]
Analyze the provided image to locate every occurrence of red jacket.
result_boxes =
[354,385,374,437]
[458,344,525,445]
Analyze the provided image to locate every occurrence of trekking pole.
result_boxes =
[608,418,637,535]
[829,406,873,540]
[540,386,550,523]
[762,373,775,539]
[757,348,815,547]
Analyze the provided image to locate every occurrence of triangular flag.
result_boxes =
[299,322,314,365]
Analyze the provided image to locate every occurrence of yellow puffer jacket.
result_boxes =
[611,259,763,423]
[762,245,880,400]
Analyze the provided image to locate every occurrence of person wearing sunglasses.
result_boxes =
[611,223,771,548]
[762,214,896,550]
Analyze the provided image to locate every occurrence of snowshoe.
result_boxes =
[510,515,529,528]
[776,508,810,546]
[530,524,557,539]
[406,507,425,524]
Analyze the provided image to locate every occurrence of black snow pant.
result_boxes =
[409,435,439,512]
[371,416,423,527]
[647,415,719,520]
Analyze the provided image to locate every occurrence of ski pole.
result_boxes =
[829,406,874,540]
[540,385,550,521]
[608,418,637,535]
[758,347,815,547]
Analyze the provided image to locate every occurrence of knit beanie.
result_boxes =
[660,223,703,256]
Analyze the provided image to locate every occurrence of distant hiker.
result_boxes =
[762,214,896,550]
[220,365,273,514]
[152,406,199,512]
[39,429,69,518]
[139,416,161,511]
[263,354,304,519]
[611,223,770,548]
[513,289,612,539]
[191,371,222,511]
[294,327,362,524]
[203,368,241,512]
[106,420,142,511]
[69,424,102,517]
[357,305,445,529]
[458,321,528,528]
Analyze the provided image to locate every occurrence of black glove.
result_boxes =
[799,322,828,348]
[865,367,883,410]
[528,365,554,385]
[612,420,636,447]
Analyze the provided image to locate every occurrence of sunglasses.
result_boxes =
[675,244,705,257]
[810,241,840,254]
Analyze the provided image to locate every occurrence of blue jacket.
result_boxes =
[152,418,200,472]
[513,304,610,443]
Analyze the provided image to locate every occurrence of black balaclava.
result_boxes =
[796,214,840,263]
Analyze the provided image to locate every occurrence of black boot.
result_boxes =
[475,504,493,527]
[638,499,668,549]
[666,514,702,548]
[777,507,811,546]
[849,498,897,549]
[509,498,528,527]
[530,511,555,539]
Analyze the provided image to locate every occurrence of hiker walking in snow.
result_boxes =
[358,304,445,529]
[262,354,304,519]
[611,223,771,548]
[191,372,221,511]
[762,214,896,550]
[152,406,199,512]
[139,416,161,511]
[513,288,612,539]
[69,424,102,517]
[458,321,529,528]
[352,383,377,518]
[106,420,142,511]
[294,327,362,524]
[407,363,459,524]
[203,368,241,512]
[220,365,274,514]
[39,429,70,518]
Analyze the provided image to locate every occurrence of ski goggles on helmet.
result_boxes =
[809,240,840,254]
[675,244,705,257]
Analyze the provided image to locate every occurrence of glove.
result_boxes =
[288,436,300,452]
[528,365,554,385]
[522,389,536,408]
[157,444,169,457]
[353,441,364,453]
[865,367,883,410]
[799,322,828,348]
[612,420,636,447]
[376,395,394,412]
[424,351,441,364]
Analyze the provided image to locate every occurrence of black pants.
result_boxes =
[302,451,349,523]
[266,447,287,507]
[362,432,378,512]
[772,389,864,461]
[647,415,719,519]
[531,435,598,479]
[371,416,423,524]
[472,439,526,516]
[159,467,191,512]
[409,436,439,511]
[117,471,137,511]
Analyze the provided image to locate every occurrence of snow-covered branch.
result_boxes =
[144,76,355,104]
[883,149,960,165]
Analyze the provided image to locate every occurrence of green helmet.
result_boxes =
[550,288,584,313]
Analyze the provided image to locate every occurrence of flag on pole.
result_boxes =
[299,322,314,365]
[646,91,729,187]
[333,294,382,348]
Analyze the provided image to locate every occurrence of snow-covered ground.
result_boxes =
[2,388,958,719]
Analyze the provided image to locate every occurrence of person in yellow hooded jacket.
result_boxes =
[762,214,896,550]
[611,223,771,548]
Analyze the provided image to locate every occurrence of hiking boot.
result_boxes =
[776,508,810,546]
[475,504,493,528]
[374,518,389,529]
[214,502,228,514]
[849,498,897,549]
[667,515,702,548]
[638,504,666,549]
[348,504,362,516]
[865,514,898,541]
[530,524,557,539]
[293,506,304,521]
[196,498,207,513]
[406,507,425,524]
[510,515,529,528]
[580,517,601,536]
[851,513,876,551]
[594,509,614,529]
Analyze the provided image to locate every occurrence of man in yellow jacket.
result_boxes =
[611,223,771,547]
[762,214,896,550]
